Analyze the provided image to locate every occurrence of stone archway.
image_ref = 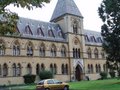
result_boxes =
[75,65,82,81]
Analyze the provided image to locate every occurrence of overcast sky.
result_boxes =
[6,0,103,32]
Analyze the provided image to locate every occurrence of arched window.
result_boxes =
[98,64,101,73]
[17,63,21,76]
[78,49,81,58]
[54,64,57,74]
[51,45,56,57]
[88,64,90,73]
[61,64,64,74]
[36,64,40,75]
[27,64,32,75]
[50,64,54,73]
[0,40,5,56]
[73,48,75,58]
[39,43,45,57]
[101,50,105,59]
[61,45,66,57]
[41,63,45,71]
[96,64,99,73]
[91,64,93,73]
[3,63,8,77]
[65,64,68,75]
[87,48,92,58]
[73,21,78,34]
[27,42,33,56]
[13,41,20,56]
[94,48,99,59]
[12,63,17,76]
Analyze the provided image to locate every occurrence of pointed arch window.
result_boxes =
[94,48,99,59]
[61,64,64,74]
[17,63,21,76]
[61,45,66,57]
[87,48,92,58]
[3,63,8,77]
[13,41,20,56]
[73,48,81,58]
[27,42,33,56]
[27,64,32,75]
[54,64,57,74]
[12,63,17,76]
[73,21,78,34]
[36,64,40,75]
[101,50,105,59]
[65,64,68,75]
[37,28,44,36]
[41,63,45,71]
[0,40,5,56]
[51,45,56,57]
[50,64,54,74]
[25,25,32,35]
[39,44,45,57]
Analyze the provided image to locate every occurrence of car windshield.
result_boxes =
[38,80,44,85]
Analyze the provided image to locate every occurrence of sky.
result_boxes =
[6,0,103,32]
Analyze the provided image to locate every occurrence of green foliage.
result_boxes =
[98,0,120,74]
[100,72,108,79]
[23,74,36,84]
[39,70,53,80]
[109,71,116,78]
[0,0,50,35]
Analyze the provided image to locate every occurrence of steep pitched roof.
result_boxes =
[50,0,83,22]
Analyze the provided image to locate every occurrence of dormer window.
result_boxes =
[48,30,54,37]
[91,36,96,42]
[85,35,90,42]
[25,25,32,35]
[97,37,102,43]
[73,21,78,34]
[58,31,63,38]
[37,28,44,36]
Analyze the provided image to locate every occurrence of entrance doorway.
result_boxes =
[75,65,82,81]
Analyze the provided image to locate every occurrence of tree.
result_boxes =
[0,0,50,35]
[98,0,120,76]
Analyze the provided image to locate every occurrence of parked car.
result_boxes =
[36,79,69,90]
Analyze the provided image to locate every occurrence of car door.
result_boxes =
[47,79,56,90]
[53,79,64,90]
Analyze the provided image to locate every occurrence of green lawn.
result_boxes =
[5,79,120,90]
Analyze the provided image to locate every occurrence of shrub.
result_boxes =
[39,70,53,80]
[109,71,116,78]
[100,72,107,79]
[23,74,36,84]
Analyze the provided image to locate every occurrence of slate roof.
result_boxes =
[50,0,83,22]
[84,30,103,45]
[17,17,66,42]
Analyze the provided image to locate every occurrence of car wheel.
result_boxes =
[64,86,69,90]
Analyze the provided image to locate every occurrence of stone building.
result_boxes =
[0,0,106,85]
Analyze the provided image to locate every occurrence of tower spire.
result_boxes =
[50,0,83,22]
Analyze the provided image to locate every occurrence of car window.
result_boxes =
[54,79,62,84]
[38,80,44,85]
[47,80,54,84]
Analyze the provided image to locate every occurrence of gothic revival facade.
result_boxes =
[0,0,106,85]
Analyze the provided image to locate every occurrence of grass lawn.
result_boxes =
[5,79,120,90]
